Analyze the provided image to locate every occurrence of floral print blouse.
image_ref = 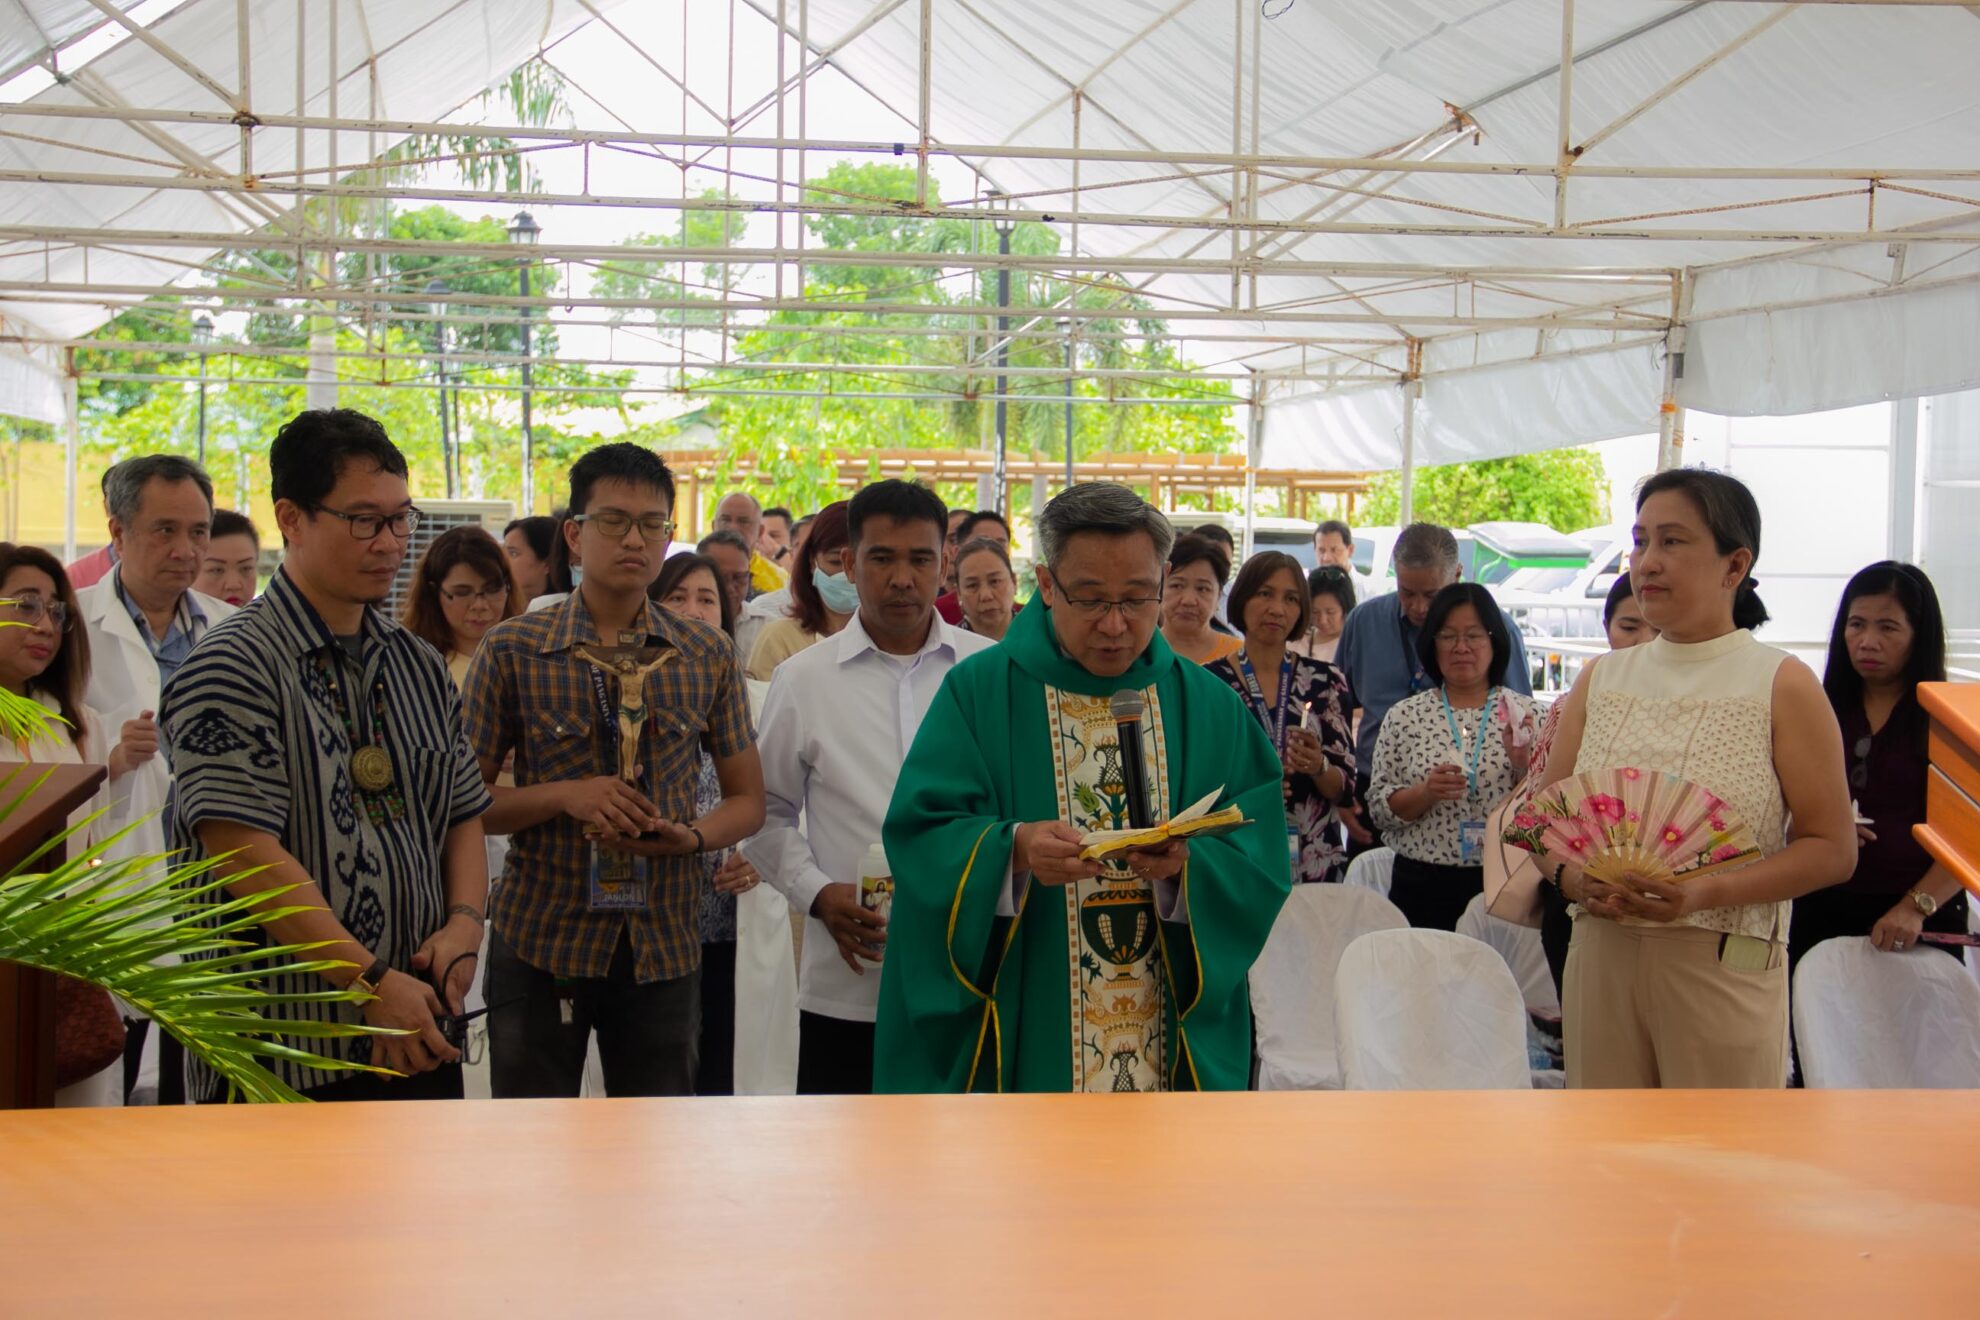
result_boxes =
[1206,652,1356,884]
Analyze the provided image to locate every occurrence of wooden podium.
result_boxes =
[0,762,109,1109]
[1917,683,1980,900]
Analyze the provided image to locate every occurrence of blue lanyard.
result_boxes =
[1440,687,1499,799]
[1398,609,1429,693]
[1238,653,1295,755]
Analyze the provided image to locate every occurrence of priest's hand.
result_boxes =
[1124,839,1188,884]
[1015,821,1104,887]
[811,882,886,974]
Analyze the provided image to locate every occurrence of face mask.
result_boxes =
[812,568,860,614]
[568,566,583,588]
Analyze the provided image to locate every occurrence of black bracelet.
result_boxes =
[1550,863,1568,891]
[688,824,707,855]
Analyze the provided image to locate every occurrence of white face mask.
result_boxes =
[813,568,860,614]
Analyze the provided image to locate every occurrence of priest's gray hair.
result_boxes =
[1037,483,1176,572]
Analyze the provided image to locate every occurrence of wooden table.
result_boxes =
[4,1092,1978,1316]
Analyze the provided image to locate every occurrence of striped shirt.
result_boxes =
[461,592,754,984]
[162,567,490,1100]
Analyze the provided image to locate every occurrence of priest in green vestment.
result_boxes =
[876,483,1292,1093]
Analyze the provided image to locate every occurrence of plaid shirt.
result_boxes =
[462,593,754,982]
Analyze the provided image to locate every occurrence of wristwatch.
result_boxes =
[1910,889,1939,918]
[351,956,391,997]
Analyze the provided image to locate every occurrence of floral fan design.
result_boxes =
[1502,767,1761,885]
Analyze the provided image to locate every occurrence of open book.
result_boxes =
[1079,787,1251,861]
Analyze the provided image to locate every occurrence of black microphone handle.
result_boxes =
[1116,719,1155,831]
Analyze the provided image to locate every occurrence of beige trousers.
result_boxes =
[1564,916,1788,1089]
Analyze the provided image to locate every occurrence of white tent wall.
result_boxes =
[1682,240,1980,418]
[0,339,64,425]
[1920,390,1980,657]
[1260,338,1663,470]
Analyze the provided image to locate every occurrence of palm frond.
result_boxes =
[0,681,59,747]
[0,793,404,1103]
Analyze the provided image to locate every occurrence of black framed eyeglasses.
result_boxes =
[0,594,70,633]
[573,511,677,542]
[439,584,510,604]
[316,505,423,541]
[1047,569,1162,622]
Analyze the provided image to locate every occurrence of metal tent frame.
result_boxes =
[4,0,1978,552]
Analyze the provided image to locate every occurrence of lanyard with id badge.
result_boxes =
[584,660,650,912]
[1239,653,1302,875]
[1442,687,1499,867]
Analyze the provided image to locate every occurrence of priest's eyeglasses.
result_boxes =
[573,511,677,542]
[1048,571,1162,622]
[316,505,423,541]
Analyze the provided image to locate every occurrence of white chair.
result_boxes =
[1456,892,1561,1017]
[1793,937,1980,1089]
[1333,928,1531,1091]
[1342,846,1394,898]
[1249,885,1409,1090]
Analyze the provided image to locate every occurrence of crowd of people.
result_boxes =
[0,404,1965,1104]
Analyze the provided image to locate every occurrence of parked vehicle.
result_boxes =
[1495,526,1632,640]
[1176,512,1328,569]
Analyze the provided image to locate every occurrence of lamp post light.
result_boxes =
[989,191,1015,516]
[426,279,457,498]
[190,312,213,467]
[507,209,542,514]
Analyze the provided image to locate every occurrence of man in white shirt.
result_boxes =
[747,479,994,1094]
[1314,518,1370,604]
[75,454,236,1104]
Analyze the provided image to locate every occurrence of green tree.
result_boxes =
[656,163,1244,522]
[1359,449,1610,531]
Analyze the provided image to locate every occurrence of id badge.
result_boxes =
[1459,818,1486,868]
[588,840,650,912]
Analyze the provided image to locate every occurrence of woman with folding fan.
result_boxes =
[1522,470,1856,1090]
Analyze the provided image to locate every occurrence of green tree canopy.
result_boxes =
[1360,448,1611,531]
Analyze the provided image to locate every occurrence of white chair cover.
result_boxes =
[1342,847,1395,898]
[1333,928,1532,1091]
[1456,892,1561,1016]
[1793,937,1980,1089]
[1249,884,1408,1090]
[731,677,801,1095]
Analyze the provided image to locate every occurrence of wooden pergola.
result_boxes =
[663,449,1371,540]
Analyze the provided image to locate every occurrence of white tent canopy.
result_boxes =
[2,0,1978,471]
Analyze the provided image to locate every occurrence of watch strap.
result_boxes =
[353,956,391,996]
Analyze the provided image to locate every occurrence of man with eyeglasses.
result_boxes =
[74,454,236,1104]
[462,443,766,1097]
[874,483,1290,1094]
[713,490,790,597]
[161,409,492,1102]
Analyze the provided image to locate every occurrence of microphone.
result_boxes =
[1110,688,1155,831]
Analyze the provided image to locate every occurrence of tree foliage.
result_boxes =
[625,163,1243,520]
[1359,448,1610,531]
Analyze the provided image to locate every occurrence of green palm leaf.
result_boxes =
[0,768,403,1103]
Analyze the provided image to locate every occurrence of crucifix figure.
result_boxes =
[573,639,678,789]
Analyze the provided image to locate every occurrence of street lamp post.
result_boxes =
[1059,316,1075,492]
[426,279,457,498]
[990,192,1015,516]
[507,209,542,514]
[191,313,213,467]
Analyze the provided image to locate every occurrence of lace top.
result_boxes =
[1574,629,1790,941]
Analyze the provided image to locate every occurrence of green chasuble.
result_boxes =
[875,601,1291,1093]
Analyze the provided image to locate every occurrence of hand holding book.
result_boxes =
[1079,787,1251,862]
